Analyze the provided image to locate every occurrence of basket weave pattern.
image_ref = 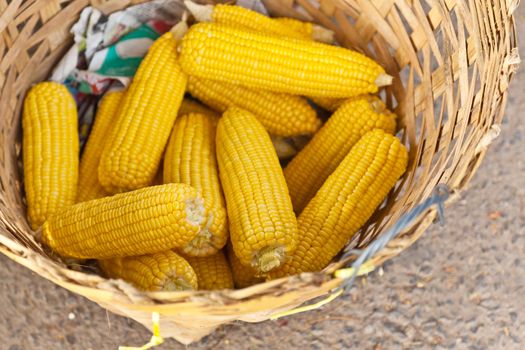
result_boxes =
[0,0,519,344]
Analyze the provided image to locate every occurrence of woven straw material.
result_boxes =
[0,0,519,344]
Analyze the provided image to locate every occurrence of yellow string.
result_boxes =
[116,263,377,339]
[119,312,164,350]
[269,262,377,320]
[333,260,376,279]
[270,288,343,320]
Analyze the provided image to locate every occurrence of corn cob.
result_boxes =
[285,96,397,213]
[22,82,79,229]
[216,108,298,272]
[178,98,219,119]
[77,91,124,202]
[99,32,187,192]
[164,113,228,256]
[269,130,408,278]
[309,96,345,112]
[99,251,198,291]
[187,76,321,137]
[185,2,334,43]
[179,23,390,98]
[42,184,209,259]
[186,251,234,290]
[227,244,263,288]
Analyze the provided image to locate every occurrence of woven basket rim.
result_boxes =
[0,0,519,343]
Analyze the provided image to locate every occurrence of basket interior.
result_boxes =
[0,0,518,309]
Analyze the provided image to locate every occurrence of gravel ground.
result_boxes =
[1,7,524,350]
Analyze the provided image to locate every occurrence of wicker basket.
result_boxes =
[0,0,519,345]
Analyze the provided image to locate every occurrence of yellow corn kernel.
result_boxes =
[309,96,345,112]
[187,76,321,137]
[179,23,390,98]
[185,2,334,43]
[164,113,228,257]
[77,91,125,202]
[99,32,187,192]
[22,82,79,229]
[272,17,313,36]
[227,244,263,288]
[186,251,233,290]
[285,95,397,213]
[178,98,219,119]
[216,107,298,273]
[42,184,209,259]
[269,130,408,278]
[273,17,333,41]
[99,251,198,291]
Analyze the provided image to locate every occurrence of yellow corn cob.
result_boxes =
[77,91,124,202]
[178,98,219,119]
[185,2,334,43]
[99,32,187,192]
[99,251,198,291]
[227,244,263,288]
[216,108,298,273]
[164,113,228,257]
[309,96,345,112]
[187,76,321,137]
[285,96,397,213]
[269,130,408,278]
[42,184,209,259]
[185,251,233,290]
[22,82,79,229]
[179,23,390,98]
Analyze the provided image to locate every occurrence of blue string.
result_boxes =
[339,184,450,292]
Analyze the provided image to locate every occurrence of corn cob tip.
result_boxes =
[180,226,216,256]
[367,96,398,123]
[185,0,212,22]
[312,25,335,44]
[163,278,195,291]
[170,17,189,40]
[375,73,393,87]
[271,136,298,159]
[368,96,387,113]
[256,246,285,273]
[185,197,206,226]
